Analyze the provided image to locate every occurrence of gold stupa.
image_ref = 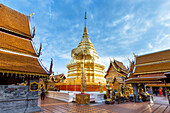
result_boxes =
[56,12,105,91]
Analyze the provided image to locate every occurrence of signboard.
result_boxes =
[29,81,39,91]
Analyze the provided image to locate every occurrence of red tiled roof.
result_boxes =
[0,32,37,56]
[136,49,170,65]
[0,4,31,36]
[0,51,49,75]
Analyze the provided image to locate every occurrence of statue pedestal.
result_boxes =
[105,98,114,104]
[76,93,90,105]
[138,97,143,102]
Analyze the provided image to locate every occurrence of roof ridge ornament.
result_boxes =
[83,12,89,38]
[128,58,131,63]
[38,43,42,57]
[133,52,136,57]
[49,58,53,74]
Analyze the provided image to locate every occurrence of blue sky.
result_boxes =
[1,0,170,76]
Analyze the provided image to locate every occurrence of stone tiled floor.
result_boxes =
[37,97,169,113]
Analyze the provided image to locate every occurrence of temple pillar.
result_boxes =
[150,86,153,94]
[132,83,139,102]
[144,83,146,92]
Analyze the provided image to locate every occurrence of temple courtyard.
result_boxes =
[37,97,170,113]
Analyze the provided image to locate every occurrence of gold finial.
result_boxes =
[83,12,88,38]
[85,12,87,20]
[28,13,35,17]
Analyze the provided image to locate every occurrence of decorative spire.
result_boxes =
[83,12,88,38]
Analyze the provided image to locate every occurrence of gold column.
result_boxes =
[81,55,85,93]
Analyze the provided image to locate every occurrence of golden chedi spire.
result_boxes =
[64,12,106,92]
[83,12,88,38]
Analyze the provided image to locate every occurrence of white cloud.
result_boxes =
[123,14,134,21]
[107,14,134,27]
[123,25,130,34]
[148,43,153,49]
[101,36,115,42]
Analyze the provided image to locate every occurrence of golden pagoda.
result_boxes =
[56,12,106,91]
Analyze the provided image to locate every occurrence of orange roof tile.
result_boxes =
[136,49,170,65]
[125,76,165,83]
[0,51,49,75]
[134,61,170,74]
[105,60,127,78]
[114,60,127,70]
[0,32,37,56]
[0,4,31,36]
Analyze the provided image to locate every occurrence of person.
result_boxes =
[162,88,166,96]
[155,88,158,96]
[159,88,162,96]
[41,87,45,100]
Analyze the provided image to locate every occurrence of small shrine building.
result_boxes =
[126,49,170,102]
[105,59,133,95]
[0,4,51,113]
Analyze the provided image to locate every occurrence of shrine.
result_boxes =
[126,49,170,103]
[105,59,128,90]
[104,59,133,103]
[0,4,51,112]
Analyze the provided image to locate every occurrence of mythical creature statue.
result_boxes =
[99,82,103,93]
[105,80,112,101]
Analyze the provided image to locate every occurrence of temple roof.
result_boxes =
[0,4,31,38]
[136,49,170,65]
[125,76,165,83]
[134,49,170,75]
[134,61,170,74]
[105,59,128,78]
[0,32,37,56]
[0,51,49,75]
[114,60,127,71]
[0,4,50,77]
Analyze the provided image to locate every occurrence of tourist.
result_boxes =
[162,88,166,96]
[159,88,162,96]
[41,87,45,100]
[155,88,158,96]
